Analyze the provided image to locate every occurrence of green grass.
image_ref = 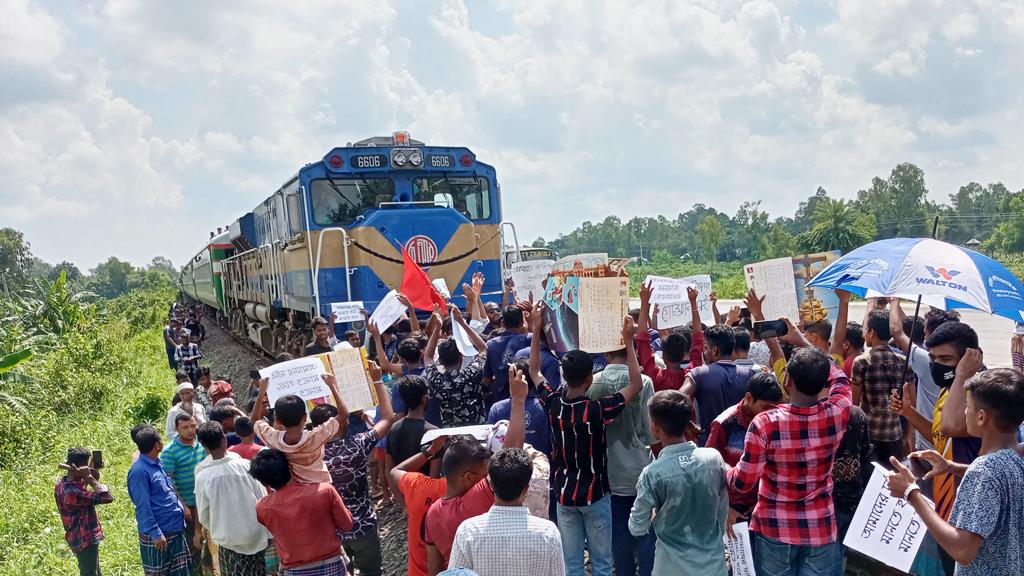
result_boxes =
[0,330,171,575]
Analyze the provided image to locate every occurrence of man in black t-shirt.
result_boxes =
[386,375,437,476]
[303,316,335,357]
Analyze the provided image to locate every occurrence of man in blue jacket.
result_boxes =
[127,424,192,576]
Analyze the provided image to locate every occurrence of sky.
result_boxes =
[2,0,1023,270]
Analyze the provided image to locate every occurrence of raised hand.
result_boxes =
[639,280,654,305]
[622,315,637,342]
[509,365,528,401]
[472,272,485,296]
[687,286,699,305]
[726,305,741,326]
[367,360,382,382]
[396,293,412,307]
[955,348,983,382]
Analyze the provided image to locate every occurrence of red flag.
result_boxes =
[400,246,448,313]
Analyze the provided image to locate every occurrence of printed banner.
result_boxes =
[552,253,608,273]
[330,301,365,323]
[646,274,715,328]
[793,251,842,325]
[843,464,927,573]
[368,290,405,331]
[725,522,756,576]
[511,259,555,302]
[744,257,800,323]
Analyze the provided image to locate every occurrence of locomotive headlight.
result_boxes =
[392,151,407,166]
[408,150,423,166]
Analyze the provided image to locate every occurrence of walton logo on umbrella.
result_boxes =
[918,266,968,292]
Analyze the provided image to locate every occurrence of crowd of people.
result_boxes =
[53,272,1024,576]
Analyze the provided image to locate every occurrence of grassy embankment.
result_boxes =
[0,278,173,576]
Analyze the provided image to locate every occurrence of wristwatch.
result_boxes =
[421,444,438,460]
[902,483,921,500]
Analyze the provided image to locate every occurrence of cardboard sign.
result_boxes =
[323,348,378,412]
[792,251,842,326]
[646,274,715,328]
[725,522,756,576]
[744,257,800,322]
[577,277,630,353]
[645,275,697,305]
[511,259,555,302]
[259,357,331,407]
[330,301,364,323]
[843,464,927,573]
[368,290,405,331]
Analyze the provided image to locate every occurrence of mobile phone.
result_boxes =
[908,456,932,479]
[753,320,789,339]
[91,450,104,470]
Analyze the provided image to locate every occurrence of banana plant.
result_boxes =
[0,348,32,413]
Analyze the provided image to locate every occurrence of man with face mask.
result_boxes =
[889,320,982,576]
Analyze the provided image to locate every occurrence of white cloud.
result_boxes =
[1,0,1022,268]
[0,0,63,65]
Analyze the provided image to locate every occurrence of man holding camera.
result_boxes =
[55,447,114,576]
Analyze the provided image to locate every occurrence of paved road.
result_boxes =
[629,299,1017,367]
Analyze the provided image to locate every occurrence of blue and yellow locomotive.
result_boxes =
[180,132,512,356]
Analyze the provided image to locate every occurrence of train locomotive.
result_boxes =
[179,132,519,357]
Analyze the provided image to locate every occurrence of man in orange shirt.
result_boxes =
[390,435,448,576]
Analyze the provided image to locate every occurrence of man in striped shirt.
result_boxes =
[530,307,645,576]
[161,413,208,572]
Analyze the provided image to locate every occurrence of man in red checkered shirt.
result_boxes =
[727,347,852,575]
[54,447,114,576]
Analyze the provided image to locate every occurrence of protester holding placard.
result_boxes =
[636,282,704,393]
[425,308,489,427]
[886,368,1024,576]
[682,324,755,445]
[250,373,348,485]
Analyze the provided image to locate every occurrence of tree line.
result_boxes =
[0,227,177,300]
[535,162,1024,262]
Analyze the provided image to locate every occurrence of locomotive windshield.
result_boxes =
[413,177,491,220]
[310,178,394,226]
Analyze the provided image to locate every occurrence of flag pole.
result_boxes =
[901,216,941,386]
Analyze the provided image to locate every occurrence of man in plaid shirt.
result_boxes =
[727,347,852,575]
[851,309,908,463]
[55,447,114,576]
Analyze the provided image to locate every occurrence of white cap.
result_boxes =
[178,383,194,392]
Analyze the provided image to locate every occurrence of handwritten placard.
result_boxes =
[368,290,405,331]
[646,274,715,328]
[645,275,696,305]
[578,277,630,353]
[330,301,364,323]
[511,260,554,302]
[843,465,927,573]
[744,257,800,322]
[259,357,331,407]
[323,348,378,412]
[725,522,756,576]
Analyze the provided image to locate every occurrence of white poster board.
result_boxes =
[432,278,451,300]
[420,424,493,446]
[744,257,800,322]
[330,301,364,323]
[259,357,330,406]
[725,522,756,576]
[368,290,405,331]
[511,260,555,302]
[451,312,478,357]
[578,277,630,353]
[843,465,927,573]
[646,274,715,328]
[323,348,378,412]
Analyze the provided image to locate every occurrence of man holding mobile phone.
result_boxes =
[55,447,114,576]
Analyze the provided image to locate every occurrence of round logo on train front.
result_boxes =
[405,235,438,265]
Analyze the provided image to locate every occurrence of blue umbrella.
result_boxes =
[807,237,1024,322]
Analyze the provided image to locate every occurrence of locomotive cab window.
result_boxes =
[413,177,491,220]
[310,178,395,226]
